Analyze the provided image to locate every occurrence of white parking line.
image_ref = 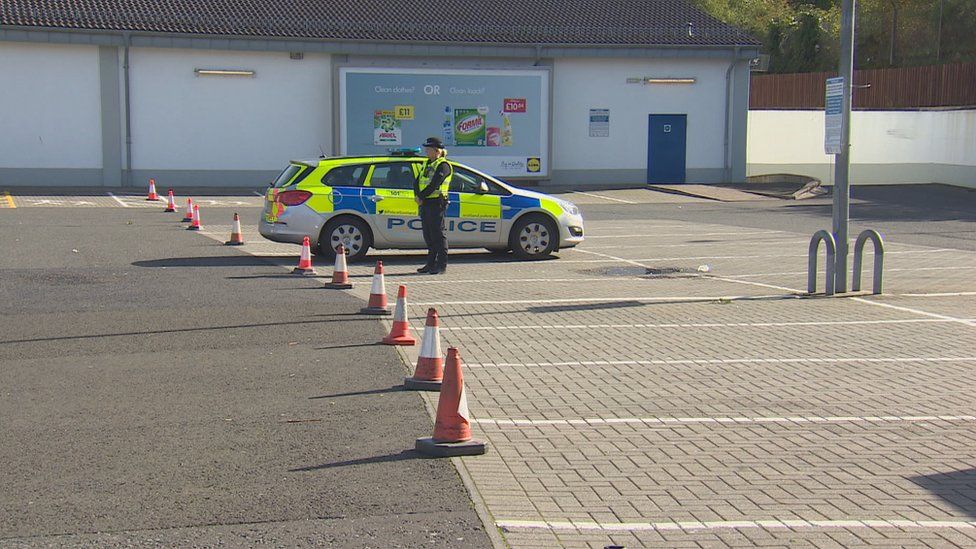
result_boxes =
[570,247,647,267]
[106,192,129,208]
[463,356,976,368]
[851,297,976,327]
[412,294,786,306]
[899,291,976,297]
[704,274,802,293]
[438,318,965,332]
[576,239,809,250]
[497,518,976,533]
[554,248,963,264]
[725,265,976,279]
[571,190,637,204]
[584,230,783,239]
[474,415,976,427]
[253,191,265,197]
[392,277,630,284]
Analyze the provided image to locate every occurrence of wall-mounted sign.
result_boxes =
[339,68,550,177]
[589,108,610,138]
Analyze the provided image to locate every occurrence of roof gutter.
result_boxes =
[724,45,740,182]
[123,31,132,187]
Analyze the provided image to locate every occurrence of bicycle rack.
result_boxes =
[852,229,884,294]
[807,230,836,296]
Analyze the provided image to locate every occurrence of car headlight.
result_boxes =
[558,200,580,216]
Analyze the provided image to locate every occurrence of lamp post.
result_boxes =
[833,0,856,293]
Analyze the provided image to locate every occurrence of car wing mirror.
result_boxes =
[477,182,489,194]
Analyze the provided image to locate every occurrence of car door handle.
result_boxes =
[369,195,384,202]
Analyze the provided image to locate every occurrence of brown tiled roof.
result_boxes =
[1,0,759,47]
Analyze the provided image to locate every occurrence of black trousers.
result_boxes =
[420,198,448,268]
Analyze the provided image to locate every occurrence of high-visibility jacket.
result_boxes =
[418,157,453,199]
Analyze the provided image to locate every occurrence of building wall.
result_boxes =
[128,47,333,186]
[0,38,752,188]
[551,57,739,185]
[0,42,102,184]
[748,109,976,188]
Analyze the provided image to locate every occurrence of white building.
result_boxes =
[0,0,759,188]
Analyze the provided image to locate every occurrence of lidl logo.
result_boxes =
[526,157,541,173]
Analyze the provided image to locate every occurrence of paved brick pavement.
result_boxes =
[193,194,976,548]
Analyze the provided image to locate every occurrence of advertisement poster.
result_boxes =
[453,108,486,146]
[339,68,550,178]
[373,110,401,145]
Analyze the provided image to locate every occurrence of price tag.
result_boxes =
[394,105,414,120]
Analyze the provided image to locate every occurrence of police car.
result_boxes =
[258,152,584,262]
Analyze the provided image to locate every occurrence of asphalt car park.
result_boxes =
[2,185,975,548]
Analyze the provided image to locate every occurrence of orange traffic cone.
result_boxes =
[382,285,416,345]
[186,203,201,230]
[404,308,443,391]
[164,189,177,212]
[182,198,194,222]
[416,347,487,457]
[323,244,353,289]
[360,261,390,315]
[146,178,159,201]
[292,236,316,275]
[225,212,244,245]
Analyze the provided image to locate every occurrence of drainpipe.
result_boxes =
[123,32,133,187]
[723,46,739,183]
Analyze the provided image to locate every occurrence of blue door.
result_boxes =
[647,114,687,184]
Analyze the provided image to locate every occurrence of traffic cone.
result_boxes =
[323,244,353,289]
[382,285,416,345]
[164,189,177,212]
[186,203,201,230]
[225,212,245,245]
[359,261,390,315]
[182,198,194,222]
[146,178,159,201]
[404,308,443,390]
[292,236,316,275]
[416,347,487,457]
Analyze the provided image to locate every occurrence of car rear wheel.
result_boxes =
[509,214,558,260]
[320,216,371,262]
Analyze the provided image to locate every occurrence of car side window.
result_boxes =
[451,166,510,196]
[450,167,484,193]
[321,164,367,187]
[368,162,416,190]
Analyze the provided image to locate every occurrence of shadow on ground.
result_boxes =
[133,256,289,268]
[289,450,420,472]
[910,468,976,519]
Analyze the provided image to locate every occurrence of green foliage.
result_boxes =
[690,0,976,72]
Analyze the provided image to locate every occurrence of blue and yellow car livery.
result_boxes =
[259,154,584,261]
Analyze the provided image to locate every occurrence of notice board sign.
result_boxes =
[824,77,844,155]
[589,109,610,137]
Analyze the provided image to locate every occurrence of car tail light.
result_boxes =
[277,190,312,206]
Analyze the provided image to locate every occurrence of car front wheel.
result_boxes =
[509,214,558,260]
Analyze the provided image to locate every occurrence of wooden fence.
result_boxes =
[750,62,976,109]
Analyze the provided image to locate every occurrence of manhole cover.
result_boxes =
[644,267,683,276]
[581,266,695,278]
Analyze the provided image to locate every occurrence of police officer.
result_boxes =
[414,137,453,274]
